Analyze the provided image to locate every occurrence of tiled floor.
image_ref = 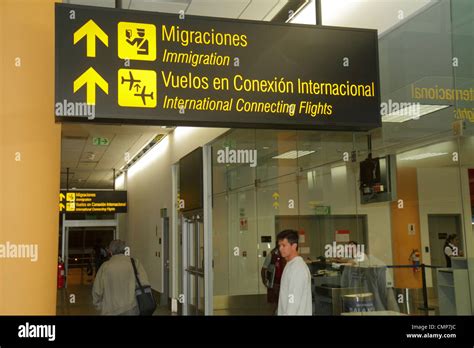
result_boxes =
[56,268,171,316]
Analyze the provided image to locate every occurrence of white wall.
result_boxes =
[119,127,227,295]
[417,167,465,287]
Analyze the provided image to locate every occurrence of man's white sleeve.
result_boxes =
[284,266,306,315]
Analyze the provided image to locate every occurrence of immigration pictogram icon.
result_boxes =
[117,22,156,61]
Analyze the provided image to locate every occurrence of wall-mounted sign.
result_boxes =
[55,4,380,131]
[239,217,248,231]
[408,223,416,235]
[92,137,109,146]
[335,230,350,243]
[438,233,447,240]
[59,190,127,213]
[314,205,331,215]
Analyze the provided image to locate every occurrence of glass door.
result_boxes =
[182,210,205,315]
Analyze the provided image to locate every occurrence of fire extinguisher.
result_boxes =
[409,249,420,273]
[57,257,65,289]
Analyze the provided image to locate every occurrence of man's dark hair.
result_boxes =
[277,230,299,246]
[446,234,457,243]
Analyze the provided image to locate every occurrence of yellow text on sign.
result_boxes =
[118,69,157,108]
[118,22,156,61]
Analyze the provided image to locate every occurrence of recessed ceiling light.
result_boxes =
[382,104,449,123]
[400,152,448,161]
[273,150,315,159]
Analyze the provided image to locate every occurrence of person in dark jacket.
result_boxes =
[444,234,463,267]
[261,242,286,313]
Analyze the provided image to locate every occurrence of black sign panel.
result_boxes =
[55,4,380,131]
[179,148,203,212]
[59,190,127,214]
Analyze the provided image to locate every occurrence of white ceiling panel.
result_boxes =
[128,0,189,13]
[65,0,115,7]
[292,0,435,36]
[187,0,249,18]
[76,162,98,170]
[71,171,91,179]
[61,123,170,188]
[61,138,87,150]
[262,0,289,21]
[239,0,281,20]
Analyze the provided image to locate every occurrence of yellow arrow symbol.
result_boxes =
[73,19,108,58]
[73,67,109,105]
[272,192,280,200]
[59,193,66,201]
[273,201,279,209]
[59,203,65,212]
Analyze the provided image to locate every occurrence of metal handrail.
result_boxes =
[185,268,204,277]
[385,263,442,312]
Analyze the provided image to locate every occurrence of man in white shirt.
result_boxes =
[277,230,312,315]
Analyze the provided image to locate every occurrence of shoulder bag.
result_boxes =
[131,258,157,316]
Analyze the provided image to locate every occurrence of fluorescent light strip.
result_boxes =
[382,104,449,123]
[119,134,159,171]
[400,152,448,161]
[273,150,315,159]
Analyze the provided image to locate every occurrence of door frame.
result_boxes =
[61,217,118,288]
[181,211,204,315]
[177,144,213,315]
[203,144,213,315]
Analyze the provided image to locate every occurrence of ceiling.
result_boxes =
[61,124,171,189]
[64,0,296,21]
[291,0,435,36]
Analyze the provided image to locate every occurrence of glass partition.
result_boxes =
[209,0,473,316]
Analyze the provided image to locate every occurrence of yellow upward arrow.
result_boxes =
[73,19,108,58]
[73,67,109,105]
[59,193,66,201]
[59,203,65,212]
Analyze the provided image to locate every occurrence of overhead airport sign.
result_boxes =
[55,4,381,131]
[59,190,127,213]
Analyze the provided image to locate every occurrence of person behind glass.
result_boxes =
[277,230,312,315]
[444,234,464,267]
[92,239,151,315]
[261,242,286,313]
[92,237,108,276]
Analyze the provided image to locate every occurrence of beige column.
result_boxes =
[0,0,61,314]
